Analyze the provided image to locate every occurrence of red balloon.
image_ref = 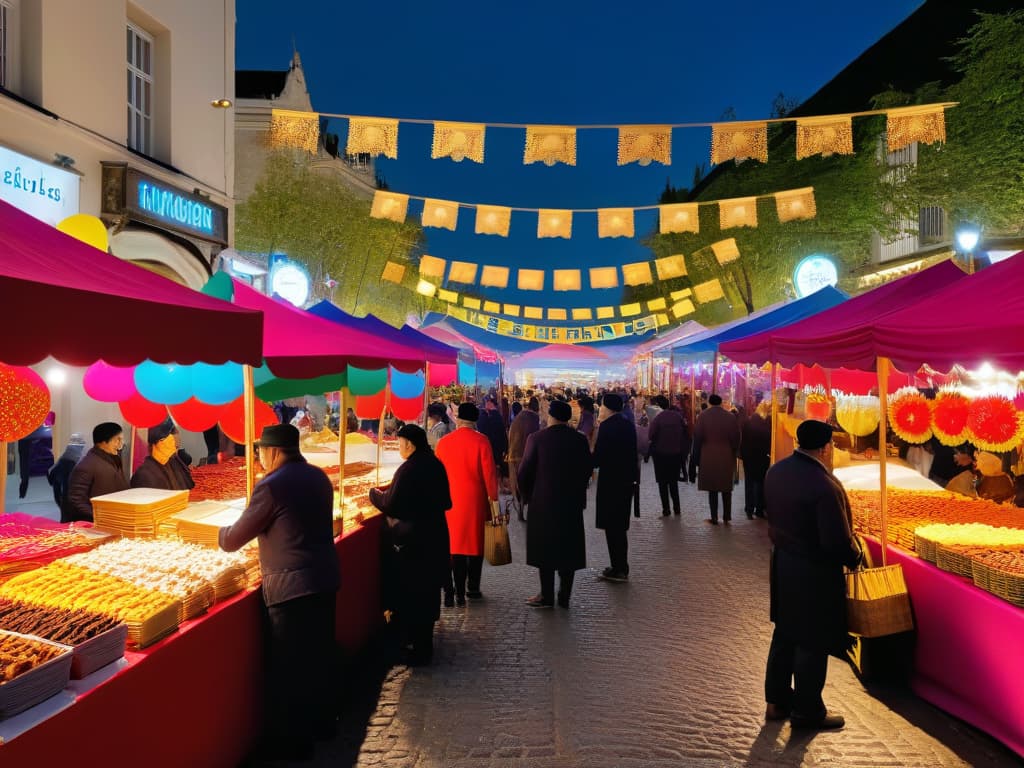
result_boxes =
[390,394,424,422]
[118,392,168,428]
[355,391,387,420]
[169,398,225,433]
[0,364,51,442]
[219,396,277,445]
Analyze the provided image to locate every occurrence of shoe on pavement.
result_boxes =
[599,567,628,583]
[661,510,671,517]
[790,711,845,730]
[466,590,483,600]
[443,592,455,608]
[765,703,791,721]
[455,595,466,607]
[706,518,719,525]
[525,594,553,608]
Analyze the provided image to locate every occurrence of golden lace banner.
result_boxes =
[447,305,661,344]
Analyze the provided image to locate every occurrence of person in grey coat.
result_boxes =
[517,400,592,608]
[219,424,340,760]
[692,394,740,524]
[763,420,863,731]
[592,393,638,582]
[507,397,542,521]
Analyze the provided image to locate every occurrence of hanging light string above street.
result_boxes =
[268,102,955,165]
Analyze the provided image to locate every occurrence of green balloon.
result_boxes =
[202,271,234,301]
[346,366,387,396]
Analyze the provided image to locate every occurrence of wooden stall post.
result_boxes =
[877,356,891,566]
[128,426,138,474]
[376,389,390,487]
[243,364,256,504]
[689,366,697,428]
[422,362,431,428]
[668,350,676,396]
[337,388,348,503]
[647,354,655,393]
[711,351,720,395]
[769,363,779,464]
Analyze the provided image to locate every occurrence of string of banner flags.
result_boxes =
[268,103,952,166]
[369,186,816,238]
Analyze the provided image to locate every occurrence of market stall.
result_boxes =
[718,254,1024,757]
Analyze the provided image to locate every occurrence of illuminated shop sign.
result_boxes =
[0,144,81,225]
[793,254,838,298]
[137,180,214,235]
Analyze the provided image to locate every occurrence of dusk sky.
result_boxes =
[236,1,923,347]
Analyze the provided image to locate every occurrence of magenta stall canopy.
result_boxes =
[719,259,967,370]
[0,199,263,366]
[229,279,423,377]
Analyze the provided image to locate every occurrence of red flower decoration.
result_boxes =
[931,390,971,446]
[967,395,1024,453]
[0,364,51,442]
[887,387,932,444]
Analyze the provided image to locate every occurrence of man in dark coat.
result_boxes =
[478,396,509,479]
[63,422,129,523]
[517,400,591,608]
[219,424,340,760]
[763,419,863,731]
[692,394,741,524]
[130,418,195,491]
[740,401,772,519]
[592,393,638,582]
[647,395,688,516]
[370,424,451,664]
[507,397,542,521]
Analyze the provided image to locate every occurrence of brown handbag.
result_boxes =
[484,501,512,566]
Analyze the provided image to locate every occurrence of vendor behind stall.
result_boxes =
[63,422,128,523]
[130,418,195,491]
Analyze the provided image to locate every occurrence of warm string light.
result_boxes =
[796,116,854,160]
[711,122,767,165]
[887,104,947,153]
[268,109,320,154]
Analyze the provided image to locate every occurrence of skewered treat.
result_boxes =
[0,599,120,646]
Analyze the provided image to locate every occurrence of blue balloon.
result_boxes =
[134,361,194,405]
[192,362,244,405]
[390,367,424,399]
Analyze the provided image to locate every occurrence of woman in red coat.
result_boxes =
[435,402,499,606]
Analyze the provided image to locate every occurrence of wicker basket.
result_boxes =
[913,532,940,562]
[846,564,915,638]
[935,545,980,578]
[970,558,1024,608]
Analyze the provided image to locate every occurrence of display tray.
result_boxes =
[127,600,181,649]
[70,623,128,680]
[0,631,73,718]
[91,488,190,538]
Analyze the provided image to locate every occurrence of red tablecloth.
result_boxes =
[865,537,1024,758]
[0,517,384,766]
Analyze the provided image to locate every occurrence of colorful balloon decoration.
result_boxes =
[118,392,169,428]
[347,366,388,396]
[83,361,138,403]
[931,389,971,446]
[355,391,387,420]
[134,361,193,405]
[168,398,225,433]
[0,364,51,442]
[191,361,243,405]
[390,394,424,422]
[389,367,425,399]
[56,214,109,252]
[967,395,1024,453]
[218,396,277,445]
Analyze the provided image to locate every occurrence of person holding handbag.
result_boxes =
[762,419,863,730]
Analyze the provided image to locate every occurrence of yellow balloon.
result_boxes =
[56,214,109,252]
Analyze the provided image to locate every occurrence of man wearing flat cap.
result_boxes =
[130,418,195,491]
[762,419,863,732]
[219,423,339,760]
[592,392,639,582]
[63,422,129,522]
[435,402,499,605]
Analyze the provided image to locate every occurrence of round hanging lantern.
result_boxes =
[804,391,832,423]
[0,364,51,442]
[835,395,880,437]
[118,392,168,428]
[887,387,932,444]
[218,396,277,445]
[966,395,1024,453]
[83,361,138,403]
[931,390,971,446]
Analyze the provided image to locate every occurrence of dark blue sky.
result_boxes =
[236,1,923,344]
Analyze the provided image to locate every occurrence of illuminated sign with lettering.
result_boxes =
[793,255,838,298]
[0,145,81,225]
[137,180,214,235]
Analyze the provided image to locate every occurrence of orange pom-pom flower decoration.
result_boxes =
[0,364,51,442]
[887,387,932,444]
[931,390,971,446]
[966,395,1024,453]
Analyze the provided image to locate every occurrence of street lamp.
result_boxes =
[956,226,981,274]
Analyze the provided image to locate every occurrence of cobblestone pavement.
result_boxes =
[309,470,1019,768]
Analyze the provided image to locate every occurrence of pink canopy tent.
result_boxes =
[720,259,966,369]
[511,344,610,367]
[0,199,263,366]
[230,280,423,377]
[417,320,503,364]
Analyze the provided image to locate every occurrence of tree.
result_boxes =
[235,152,424,326]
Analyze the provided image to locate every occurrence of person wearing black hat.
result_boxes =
[593,392,638,582]
[63,422,129,523]
[478,395,509,483]
[130,418,195,491]
[692,394,741,525]
[517,399,592,607]
[219,423,340,759]
[762,419,863,731]
[435,402,499,604]
[370,424,452,664]
[507,396,542,522]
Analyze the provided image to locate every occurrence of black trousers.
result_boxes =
[449,554,484,596]
[764,626,828,718]
[265,592,337,748]
[539,568,575,605]
[708,491,732,522]
[744,474,765,515]
[604,529,629,574]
